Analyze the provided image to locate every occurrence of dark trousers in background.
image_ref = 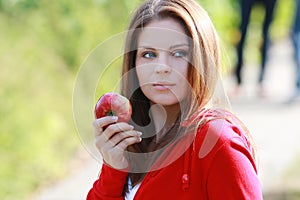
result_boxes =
[235,0,277,85]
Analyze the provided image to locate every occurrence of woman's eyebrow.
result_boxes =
[170,44,190,49]
[138,44,189,50]
[137,46,156,50]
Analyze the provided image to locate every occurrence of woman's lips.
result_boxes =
[152,83,175,91]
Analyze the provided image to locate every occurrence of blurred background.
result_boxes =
[1,0,299,199]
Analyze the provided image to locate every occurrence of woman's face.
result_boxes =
[135,17,191,107]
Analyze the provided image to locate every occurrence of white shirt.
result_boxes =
[125,179,141,200]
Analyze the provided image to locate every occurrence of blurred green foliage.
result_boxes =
[0,0,293,199]
[0,0,137,199]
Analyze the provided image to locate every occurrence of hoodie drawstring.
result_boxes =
[182,145,191,191]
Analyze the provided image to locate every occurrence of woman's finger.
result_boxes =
[115,136,142,151]
[93,116,118,129]
[109,130,142,147]
[100,134,141,156]
[94,122,135,149]
[93,116,118,137]
[96,130,141,155]
[103,122,134,139]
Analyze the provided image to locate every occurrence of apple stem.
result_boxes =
[107,110,116,116]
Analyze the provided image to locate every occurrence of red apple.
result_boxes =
[94,92,132,123]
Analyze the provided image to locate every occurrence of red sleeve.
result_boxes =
[87,163,128,200]
[206,137,263,200]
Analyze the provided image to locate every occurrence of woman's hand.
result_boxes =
[93,116,142,169]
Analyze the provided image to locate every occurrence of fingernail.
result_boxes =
[137,131,142,136]
[112,116,118,121]
[138,137,142,142]
[129,125,134,129]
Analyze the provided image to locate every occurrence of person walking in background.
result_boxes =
[233,0,277,97]
[289,0,300,102]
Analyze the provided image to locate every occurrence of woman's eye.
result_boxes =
[142,51,156,58]
[173,50,187,57]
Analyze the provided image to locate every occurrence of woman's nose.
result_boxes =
[154,54,171,74]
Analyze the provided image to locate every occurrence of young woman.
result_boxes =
[88,0,263,199]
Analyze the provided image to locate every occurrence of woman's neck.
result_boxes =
[150,103,180,141]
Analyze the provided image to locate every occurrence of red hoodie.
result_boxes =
[87,113,263,200]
